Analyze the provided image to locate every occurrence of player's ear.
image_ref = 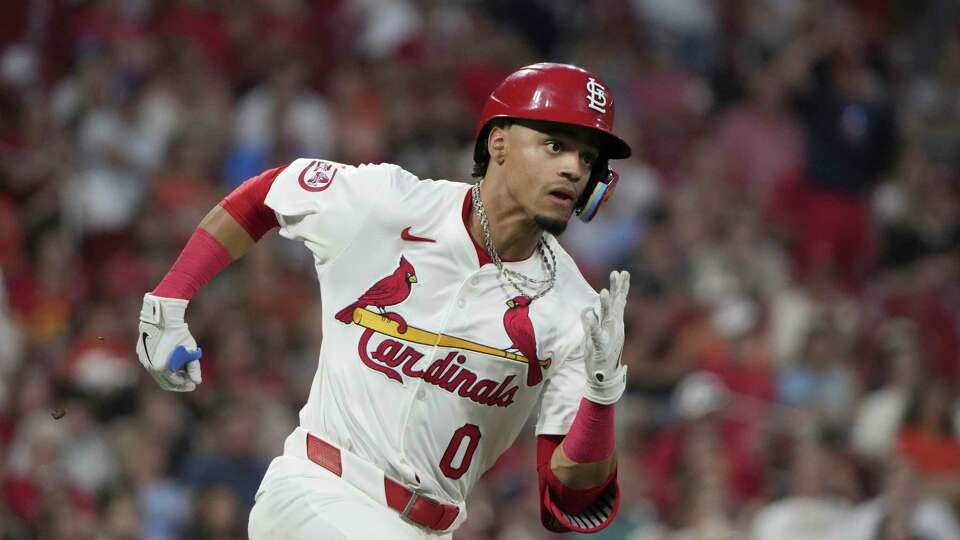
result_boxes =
[488,126,508,165]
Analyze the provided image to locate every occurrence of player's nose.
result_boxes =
[557,153,588,183]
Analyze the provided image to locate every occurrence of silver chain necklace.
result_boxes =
[471,181,557,301]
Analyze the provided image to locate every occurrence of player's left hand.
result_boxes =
[580,270,630,405]
[136,293,203,392]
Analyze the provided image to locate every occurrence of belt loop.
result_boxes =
[306,433,343,477]
[436,504,459,530]
[399,492,420,524]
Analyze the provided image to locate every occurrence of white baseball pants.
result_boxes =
[247,456,452,539]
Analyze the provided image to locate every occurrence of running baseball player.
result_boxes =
[137,63,632,538]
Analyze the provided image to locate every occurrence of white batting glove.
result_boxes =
[136,293,203,392]
[580,270,630,405]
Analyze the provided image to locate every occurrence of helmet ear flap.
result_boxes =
[574,158,608,208]
[575,162,619,223]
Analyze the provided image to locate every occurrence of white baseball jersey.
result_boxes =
[262,158,599,529]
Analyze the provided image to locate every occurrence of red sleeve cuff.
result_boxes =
[536,435,620,533]
[541,475,620,533]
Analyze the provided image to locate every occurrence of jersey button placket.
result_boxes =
[398,284,462,467]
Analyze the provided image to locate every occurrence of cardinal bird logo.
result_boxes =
[503,295,550,386]
[335,256,418,332]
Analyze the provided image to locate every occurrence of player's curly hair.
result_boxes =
[472,118,515,179]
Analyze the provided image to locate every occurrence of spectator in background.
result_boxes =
[66,58,164,240]
[826,458,960,540]
[896,383,960,504]
[623,204,701,421]
[113,423,191,540]
[3,400,97,535]
[714,61,805,204]
[178,399,268,515]
[778,319,860,432]
[148,132,221,243]
[183,484,245,540]
[668,420,744,540]
[6,228,84,351]
[689,206,790,309]
[868,150,960,387]
[562,157,660,281]
[749,442,854,540]
[0,266,22,414]
[851,319,921,462]
[59,302,140,419]
[227,55,334,187]
[55,397,118,503]
[641,371,765,529]
[770,4,898,292]
[98,488,143,540]
[327,65,389,166]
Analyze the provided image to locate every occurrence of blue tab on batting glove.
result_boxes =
[168,345,202,373]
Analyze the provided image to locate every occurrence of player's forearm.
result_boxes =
[550,446,615,489]
[152,166,284,299]
[537,414,620,532]
[550,398,617,489]
[198,205,256,259]
[151,215,236,300]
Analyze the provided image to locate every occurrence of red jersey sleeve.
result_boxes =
[219,165,286,240]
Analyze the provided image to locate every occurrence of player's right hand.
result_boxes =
[136,293,203,392]
[580,270,630,405]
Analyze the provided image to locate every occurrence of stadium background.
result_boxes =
[1,1,959,538]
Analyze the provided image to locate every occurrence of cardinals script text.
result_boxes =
[357,329,520,408]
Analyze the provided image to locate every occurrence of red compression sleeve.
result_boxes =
[561,398,615,463]
[219,165,285,240]
[152,229,232,300]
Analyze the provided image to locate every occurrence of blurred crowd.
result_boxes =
[1,0,959,539]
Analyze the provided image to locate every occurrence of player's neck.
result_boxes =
[470,179,542,261]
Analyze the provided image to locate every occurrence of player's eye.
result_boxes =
[546,141,562,154]
[581,153,597,167]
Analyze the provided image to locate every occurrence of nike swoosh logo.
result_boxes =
[141,332,151,363]
[401,227,435,243]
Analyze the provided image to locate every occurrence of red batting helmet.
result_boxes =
[473,63,632,162]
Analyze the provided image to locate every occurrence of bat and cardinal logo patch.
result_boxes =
[335,256,549,406]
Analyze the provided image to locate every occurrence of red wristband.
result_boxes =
[152,228,233,300]
[561,398,615,463]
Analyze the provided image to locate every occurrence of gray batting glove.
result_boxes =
[580,270,630,405]
[136,293,203,392]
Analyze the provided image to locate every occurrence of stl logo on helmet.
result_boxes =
[298,160,338,192]
[585,77,608,114]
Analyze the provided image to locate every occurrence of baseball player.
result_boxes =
[137,63,632,538]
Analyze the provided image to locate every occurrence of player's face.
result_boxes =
[501,122,600,235]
